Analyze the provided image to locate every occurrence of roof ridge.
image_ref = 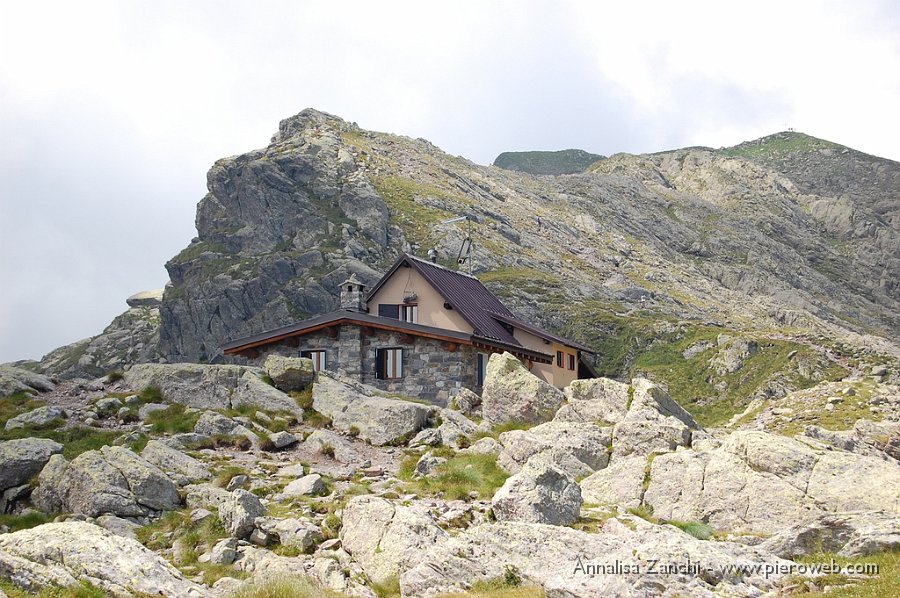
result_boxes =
[404,253,479,279]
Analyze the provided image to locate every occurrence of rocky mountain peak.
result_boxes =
[274,107,350,142]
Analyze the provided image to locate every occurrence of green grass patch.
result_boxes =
[798,549,899,598]
[632,327,847,427]
[398,451,509,500]
[371,175,455,248]
[145,404,200,435]
[0,391,44,428]
[290,388,313,410]
[666,519,714,540]
[214,465,249,488]
[0,510,55,532]
[138,386,164,403]
[437,590,546,598]
[169,240,228,265]
[0,424,125,459]
[0,580,110,598]
[136,508,236,585]
[719,132,841,160]
[371,576,401,598]
[227,576,345,598]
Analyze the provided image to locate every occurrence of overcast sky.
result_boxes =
[2,0,899,363]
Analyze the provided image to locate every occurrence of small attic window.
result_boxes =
[347,285,354,292]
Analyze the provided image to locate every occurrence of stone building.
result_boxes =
[222,254,592,403]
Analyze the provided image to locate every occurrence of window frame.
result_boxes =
[567,353,576,371]
[399,303,418,323]
[300,349,327,372]
[556,350,564,368]
[376,347,404,380]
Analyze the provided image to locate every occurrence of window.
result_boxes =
[300,350,326,371]
[378,304,399,319]
[556,351,564,368]
[376,348,404,379]
[568,353,576,371]
[476,353,489,386]
[399,304,418,323]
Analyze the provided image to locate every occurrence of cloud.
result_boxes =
[1,0,898,362]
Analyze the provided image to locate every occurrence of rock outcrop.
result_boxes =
[491,460,582,526]
[263,355,315,392]
[0,366,55,396]
[0,521,204,597]
[340,495,447,585]
[311,373,430,445]
[497,420,611,476]
[401,517,795,597]
[0,438,63,493]
[481,352,564,425]
[643,431,900,534]
[140,440,211,485]
[33,446,181,517]
[123,363,296,412]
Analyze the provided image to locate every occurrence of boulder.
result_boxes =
[497,421,611,476]
[804,419,900,462]
[31,457,69,517]
[126,288,164,308]
[219,489,265,539]
[272,518,323,552]
[761,511,900,558]
[414,452,447,478]
[611,378,699,458]
[451,387,481,415]
[437,409,479,448]
[312,373,430,445]
[579,454,648,509]
[643,431,900,534]
[209,537,238,565]
[0,366,55,396]
[263,355,316,392]
[459,437,502,457]
[141,440,211,484]
[278,474,325,498]
[36,447,181,517]
[409,428,442,448]
[95,515,140,540]
[556,377,631,424]
[0,521,204,596]
[340,495,448,585]
[401,517,794,598]
[4,406,65,430]
[302,429,358,463]
[0,438,63,491]
[481,352,564,425]
[98,446,181,512]
[193,411,259,445]
[268,431,298,449]
[491,460,582,526]
[232,370,298,412]
[123,363,296,412]
[94,397,122,413]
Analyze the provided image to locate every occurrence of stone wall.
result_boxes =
[257,325,483,404]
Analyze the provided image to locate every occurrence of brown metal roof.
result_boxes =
[487,311,593,353]
[367,254,587,351]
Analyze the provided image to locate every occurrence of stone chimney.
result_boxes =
[340,274,367,312]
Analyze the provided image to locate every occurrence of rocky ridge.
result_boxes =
[0,354,896,596]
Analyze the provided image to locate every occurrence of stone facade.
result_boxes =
[257,325,484,405]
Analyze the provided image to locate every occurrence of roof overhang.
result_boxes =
[222,311,472,356]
